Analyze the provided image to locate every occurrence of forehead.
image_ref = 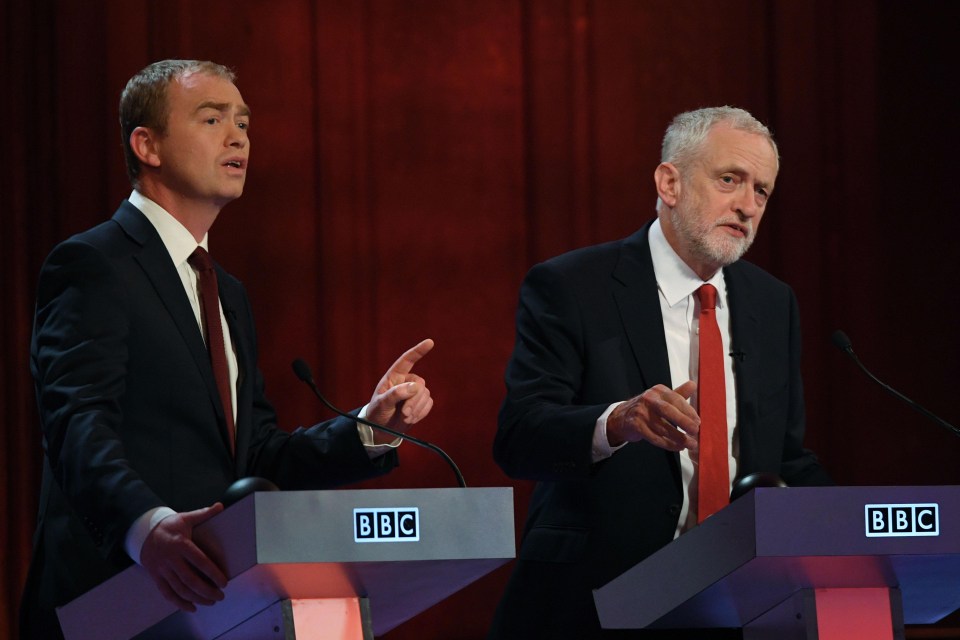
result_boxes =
[699,124,779,184]
[168,71,247,112]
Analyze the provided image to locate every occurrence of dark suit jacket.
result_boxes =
[489,222,830,639]
[21,201,396,639]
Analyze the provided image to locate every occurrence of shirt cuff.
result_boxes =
[358,404,402,457]
[124,506,177,564]
[592,401,628,463]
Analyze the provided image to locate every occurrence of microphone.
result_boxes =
[291,358,467,487]
[730,472,787,502]
[221,476,279,507]
[831,330,960,438]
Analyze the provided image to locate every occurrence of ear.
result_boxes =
[654,162,681,209]
[129,126,162,170]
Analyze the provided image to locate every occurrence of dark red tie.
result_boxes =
[696,284,728,522]
[189,247,236,455]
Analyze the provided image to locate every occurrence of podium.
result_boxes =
[57,487,514,639]
[593,485,960,639]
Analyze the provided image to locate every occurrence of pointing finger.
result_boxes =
[386,339,435,376]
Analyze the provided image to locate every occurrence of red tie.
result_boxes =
[189,247,236,456]
[696,284,728,522]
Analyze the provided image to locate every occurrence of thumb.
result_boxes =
[180,502,225,526]
[675,380,697,400]
[379,381,420,402]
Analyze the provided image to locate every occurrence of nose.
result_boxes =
[226,125,248,149]
[734,186,759,219]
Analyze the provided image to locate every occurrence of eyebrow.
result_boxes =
[195,101,252,117]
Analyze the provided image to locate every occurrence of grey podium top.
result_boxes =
[58,487,515,640]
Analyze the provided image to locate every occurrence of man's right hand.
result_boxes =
[606,381,700,452]
[139,503,228,612]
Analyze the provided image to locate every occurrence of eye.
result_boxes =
[718,174,738,189]
[205,117,220,125]
[237,121,249,130]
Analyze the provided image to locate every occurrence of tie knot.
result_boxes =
[189,247,214,272]
[697,284,718,311]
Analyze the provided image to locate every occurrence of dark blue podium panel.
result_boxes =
[594,486,960,630]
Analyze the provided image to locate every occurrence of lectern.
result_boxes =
[594,485,960,640]
[57,487,514,639]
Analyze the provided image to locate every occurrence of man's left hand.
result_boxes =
[366,339,435,444]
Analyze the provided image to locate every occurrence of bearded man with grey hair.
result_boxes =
[489,106,831,639]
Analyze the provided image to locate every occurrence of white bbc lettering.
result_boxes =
[354,507,420,543]
[894,509,910,532]
[379,513,394,537]
[400,512,416,536]
[865,503,939,537]
[357,514,373,538]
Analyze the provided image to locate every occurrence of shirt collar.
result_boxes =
[129,190,209,266]
[648,218,726,309]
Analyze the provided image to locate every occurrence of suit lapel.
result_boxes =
[112,202,235,455]
[612,224,673,392]
[724,263,761,470]
[610,224,682,479]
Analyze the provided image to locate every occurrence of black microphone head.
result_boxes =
[730,472,787,502]
[831,329,853,353]
[221,476,279,508]
[291,358,314,384]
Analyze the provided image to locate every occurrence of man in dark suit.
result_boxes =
[21,60,435,639]
[489,107,831,638]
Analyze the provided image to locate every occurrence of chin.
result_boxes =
[701,239,749,267]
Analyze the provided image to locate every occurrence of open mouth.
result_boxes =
[720,222,749,237]
[224,160,243,169]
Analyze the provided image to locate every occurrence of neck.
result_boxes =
[136,183,223,243]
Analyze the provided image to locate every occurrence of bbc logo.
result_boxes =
[354,507,420,543]
[865,503,939,537]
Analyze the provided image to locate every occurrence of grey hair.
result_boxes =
[656,106,778,212]
[120,60,237,187]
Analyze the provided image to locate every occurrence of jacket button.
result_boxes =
[668,504,681,516]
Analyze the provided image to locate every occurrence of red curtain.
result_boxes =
[3,1,959,637]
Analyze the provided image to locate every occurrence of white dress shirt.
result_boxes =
[591,218,739,537]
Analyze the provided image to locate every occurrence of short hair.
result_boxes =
[119,60,236,187]
[656,106,778,212]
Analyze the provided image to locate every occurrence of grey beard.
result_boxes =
[670,208,754,268]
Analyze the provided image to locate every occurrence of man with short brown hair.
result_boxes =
[21,59,435,639]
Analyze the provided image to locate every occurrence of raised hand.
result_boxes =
[366,339,435,444]
[606,380,700,452]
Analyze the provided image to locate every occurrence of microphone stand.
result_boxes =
[292,359,467,487]
[832,330,960,438]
